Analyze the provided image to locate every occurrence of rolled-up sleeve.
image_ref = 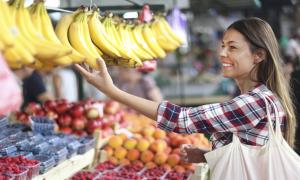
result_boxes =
[157,93,266,134]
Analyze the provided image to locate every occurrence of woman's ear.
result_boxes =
[254,49,266,63]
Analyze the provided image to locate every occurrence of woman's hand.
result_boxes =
[74,59,115,95]
[180,144,209,163]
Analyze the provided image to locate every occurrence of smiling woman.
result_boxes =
[74,17,300,180]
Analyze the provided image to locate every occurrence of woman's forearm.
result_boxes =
[103,85,160,120]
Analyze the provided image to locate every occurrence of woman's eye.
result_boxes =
[229,46,237,49]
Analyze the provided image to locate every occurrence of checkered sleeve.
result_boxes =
[157,92,266,134]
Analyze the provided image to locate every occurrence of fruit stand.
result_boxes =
[0,0,212,179]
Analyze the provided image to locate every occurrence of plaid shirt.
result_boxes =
[157,84,286,149]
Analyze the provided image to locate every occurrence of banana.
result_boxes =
[55,10,85,64]
[68,12,100,70]
[11,0,70,61]
[88,10,121,58]
[132,24,157,58]
[81,12,103,57]
[0,41,5,51]
[117,23,142,66]
[151,19,180,52]
[102,17,132,59]
[157,16,184,45]
[126,24,153,61]
[142,24,166,59]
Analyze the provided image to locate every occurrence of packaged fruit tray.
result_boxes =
[41,146,68,166]
[33,155,56,174]
[6,124,28,131]
[78,136,95,154]
[0,116,8,128]
[44,135,61,145]
[29,116,56,135]
[21,141,49,155]
[0,164,28,180]
[19,161,41,179]
[0,143,17,156]
[12,151,34,159]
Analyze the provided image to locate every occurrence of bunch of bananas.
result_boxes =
[0,0,184,70]
[61,8,184,69]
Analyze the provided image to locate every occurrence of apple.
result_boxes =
[73,130,88,137]
[59,127,72,134]
[86,119,102,134]
[80,98,94,106]
[24,102,42,115]
[16,112,29,124]
[102,127,113,138]
[72,117,86,130]
[104,101,120,115]
[46,110,58,120]
[85,107,100,120]
[36,109,45,116]
[57,114,72,127]
[70,105,84,118]
[43,100,56,111]
[55,102,69,114]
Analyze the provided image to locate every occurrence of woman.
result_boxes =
[75,17,297,178]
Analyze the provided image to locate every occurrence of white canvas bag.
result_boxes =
[204,93,300,180]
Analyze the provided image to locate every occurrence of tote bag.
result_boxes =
[204,93,300,180]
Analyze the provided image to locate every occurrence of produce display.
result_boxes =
[14,99,125,137]
[0,0,184,70]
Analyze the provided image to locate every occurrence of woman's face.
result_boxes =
[219,28,257,80]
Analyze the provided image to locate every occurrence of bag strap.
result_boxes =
[259,93,283,139]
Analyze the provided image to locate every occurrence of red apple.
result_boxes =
[72,117,86,130]
[73,130,88,137]
[104,101,120,115]
[86,119,102,134]
[46,111,58,120]
[16,112,29,124]
[25,102,42,115]
[55,102,69,114]
[36,109,46,116]
[43,100,56,111]
[102,127,113,138]
[85,107,100,120]
[70,105,84,118]
[59,127,72,134]
[57,114,72,127]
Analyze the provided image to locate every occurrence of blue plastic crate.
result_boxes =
[0,116,8,128]
[41,146,68,166]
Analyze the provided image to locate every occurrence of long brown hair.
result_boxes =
[228,17,296,147]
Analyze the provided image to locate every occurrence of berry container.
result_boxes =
[12,151,34,160]
[45,135,60,145]
[0,144,17,156]
[29,116,56,136]
[41,146,68,166]
[78,137,95,154]
[0,116,8,128]
[19,161,41,179]
[33,155,55,174]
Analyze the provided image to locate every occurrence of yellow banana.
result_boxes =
[117,23,142,66]
[132,24,157,58]
[142,24,166,59]
[102,17,132,59]
[88,10,121,58]
[151,19,180,52]
[126,24,153,60]
[81,12,103,57]
[68,13,100,70]
[0,1,17,48]
[0,41,5,51]
[11,0,70,61]
[55,10,85,64]
[158,17,184,45]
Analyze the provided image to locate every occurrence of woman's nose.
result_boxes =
[219,48,227,57]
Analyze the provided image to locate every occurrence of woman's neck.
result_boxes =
[235,80,258,94]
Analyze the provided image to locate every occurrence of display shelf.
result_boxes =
[33,149,95,180]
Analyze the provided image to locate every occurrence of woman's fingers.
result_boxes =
[97,57,108,74]
[74,64,91,77]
